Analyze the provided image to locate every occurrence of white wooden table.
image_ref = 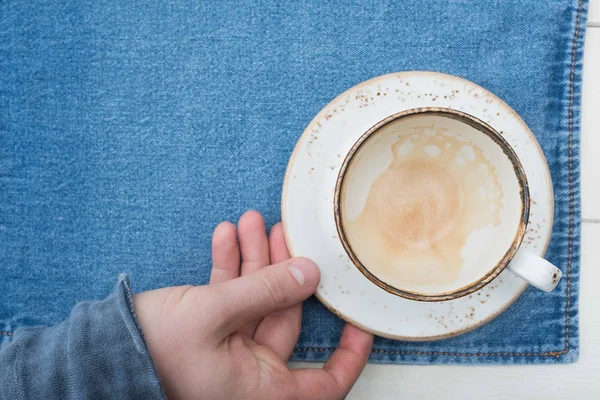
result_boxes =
[292,3,600,398]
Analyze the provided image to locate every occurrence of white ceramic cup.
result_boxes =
[334,107,561,302]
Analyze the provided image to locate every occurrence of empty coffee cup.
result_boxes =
[334,108,562,302]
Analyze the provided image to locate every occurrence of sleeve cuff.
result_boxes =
[115,274,168,399]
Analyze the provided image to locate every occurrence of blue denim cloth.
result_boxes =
[0,0,587,365]
[0,275,166,399]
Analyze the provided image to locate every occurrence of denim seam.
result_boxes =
[295,0,584,359]
[296,348,566,357]
[564,0,584,357]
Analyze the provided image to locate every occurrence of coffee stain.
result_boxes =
[343,127,502,291]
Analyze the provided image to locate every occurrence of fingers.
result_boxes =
[292,324,373,400]
[239,210,270,276]
[268,223,290,264]
[210,257,320,337]
[237,211,271,336]
[322,324,373,390]
[210,222,240,284]
[253,223,301,360]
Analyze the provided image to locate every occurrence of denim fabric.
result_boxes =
[0,275,165,399]
[0,0,587,364]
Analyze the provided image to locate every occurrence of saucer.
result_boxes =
[281,71,553,341]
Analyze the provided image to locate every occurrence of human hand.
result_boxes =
[133,211,374,400]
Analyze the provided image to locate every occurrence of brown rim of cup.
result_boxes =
[333,107,531,302]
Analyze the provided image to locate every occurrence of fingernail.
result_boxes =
[289,258,320,287]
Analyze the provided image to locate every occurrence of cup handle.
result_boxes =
[506,249,562,292]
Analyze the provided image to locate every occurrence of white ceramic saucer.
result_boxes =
[282,72,553,341]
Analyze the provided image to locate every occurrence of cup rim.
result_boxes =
[333,107,531,302]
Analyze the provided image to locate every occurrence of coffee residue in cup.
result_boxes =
[344,127,503,290]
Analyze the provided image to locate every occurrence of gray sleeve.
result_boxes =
[0,275,167,400]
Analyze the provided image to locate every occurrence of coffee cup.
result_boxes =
[334,107,561,302]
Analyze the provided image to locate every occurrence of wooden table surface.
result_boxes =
[291,3,600,398]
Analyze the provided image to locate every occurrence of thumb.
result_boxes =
[210,257,320,336]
